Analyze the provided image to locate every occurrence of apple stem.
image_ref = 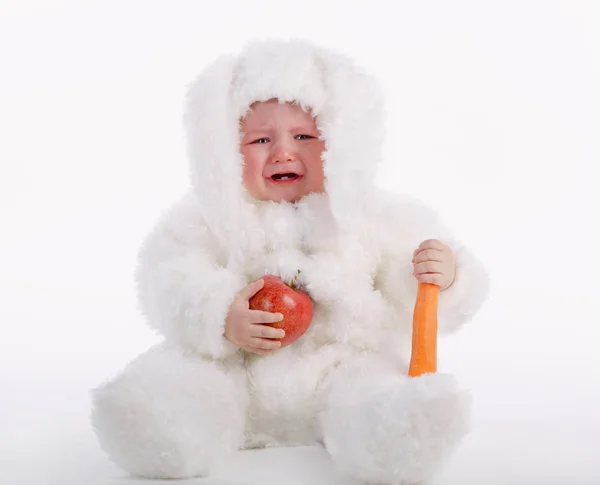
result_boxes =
[290,269,302,291]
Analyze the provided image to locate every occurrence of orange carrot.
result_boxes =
[408,282,439,377]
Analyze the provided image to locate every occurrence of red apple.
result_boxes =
[249,272,313,348]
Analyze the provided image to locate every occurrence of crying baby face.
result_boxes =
[239,99,326,203]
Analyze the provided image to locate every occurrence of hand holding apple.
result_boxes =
[249,272,314,348]
[224,278,287,355]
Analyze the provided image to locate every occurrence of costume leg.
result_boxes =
[91,343,247,479]
[319,355,471,485]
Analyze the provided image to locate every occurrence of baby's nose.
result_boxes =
[272,146,296,163]
[274,152,295,163]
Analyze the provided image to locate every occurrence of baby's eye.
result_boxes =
[296,134,315,140]
[252,138,270,144]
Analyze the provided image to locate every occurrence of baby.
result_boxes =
[91,39,490,485]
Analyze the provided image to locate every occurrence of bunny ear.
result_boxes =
[182,53,244,251]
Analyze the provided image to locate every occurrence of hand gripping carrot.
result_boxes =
[408,282,439,377]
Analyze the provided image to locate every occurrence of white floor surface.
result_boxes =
[4,374,599,485]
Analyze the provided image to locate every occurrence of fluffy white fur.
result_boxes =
[91,38,490,484]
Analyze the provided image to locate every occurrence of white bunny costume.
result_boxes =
[91,39,490,485]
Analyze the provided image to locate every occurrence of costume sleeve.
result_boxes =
[373,194,491,334]
[134,194,246,360]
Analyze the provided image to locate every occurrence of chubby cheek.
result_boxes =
[241,150,266,197]
[304,142,326,191]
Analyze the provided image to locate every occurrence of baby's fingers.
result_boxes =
[249,323,286,339]
[413,249,443,264]
[237,278,265,302]
[249,310,284,324]
[248,337,282,351]
[413,260,443,275]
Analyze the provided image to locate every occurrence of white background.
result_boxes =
[1,1,598,484]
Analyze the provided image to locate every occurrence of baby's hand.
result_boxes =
[224,278,286,355]
[412,239,456,291]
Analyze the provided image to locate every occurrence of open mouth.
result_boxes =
[269,173,303,184]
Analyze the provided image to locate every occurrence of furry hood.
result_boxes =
[182,39,386,251]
